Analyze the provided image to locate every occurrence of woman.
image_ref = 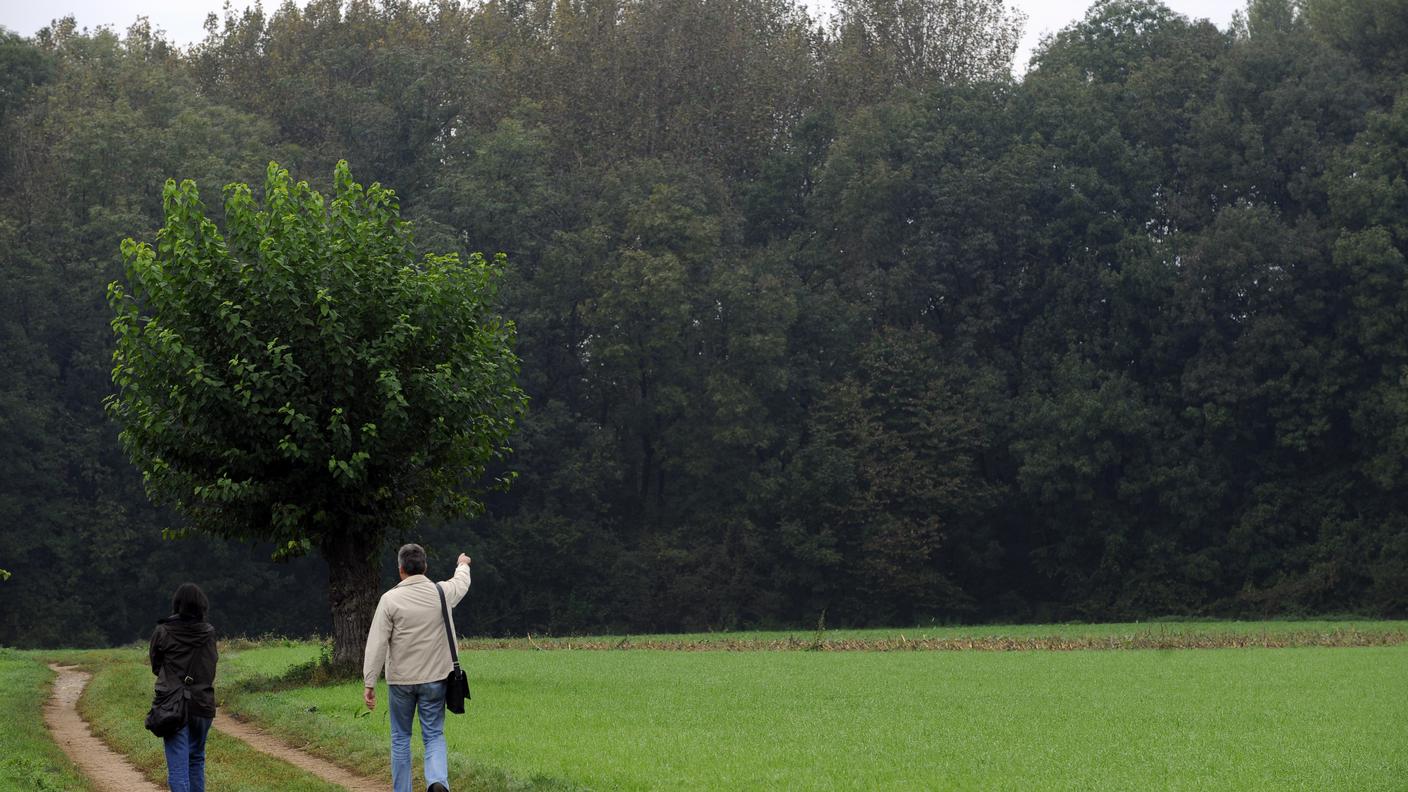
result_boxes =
[149,583,219,792]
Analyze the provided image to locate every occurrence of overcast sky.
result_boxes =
[1,0,1246,74]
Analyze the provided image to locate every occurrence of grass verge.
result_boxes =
[0,649,93,792]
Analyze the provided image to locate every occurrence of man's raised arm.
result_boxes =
[441,553,472,606]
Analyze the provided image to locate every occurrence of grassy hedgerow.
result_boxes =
[0,650,93,792]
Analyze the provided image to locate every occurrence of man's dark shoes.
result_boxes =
[428,784,449,792]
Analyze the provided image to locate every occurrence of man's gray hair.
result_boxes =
[397,543,428,576]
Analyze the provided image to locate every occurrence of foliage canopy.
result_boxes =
[105,161,525,663]
[107,162,523,552]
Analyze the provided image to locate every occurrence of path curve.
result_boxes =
[46,663,384,792]
[214,712,384,792]
[44,664,164,792]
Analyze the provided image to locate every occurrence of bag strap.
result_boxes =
[435,583,461,670]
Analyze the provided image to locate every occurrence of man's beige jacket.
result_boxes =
[362,564,471,689]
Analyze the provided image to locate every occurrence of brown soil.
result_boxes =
[43,664,164,792]
[213,713,385,792]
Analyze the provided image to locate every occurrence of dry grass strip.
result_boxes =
[460,629,1408,653]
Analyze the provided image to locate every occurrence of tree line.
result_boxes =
[1,0,1405,647]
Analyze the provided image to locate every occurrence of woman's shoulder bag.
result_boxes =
[144,628,198,738]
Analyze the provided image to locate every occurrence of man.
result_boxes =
[363,543,472,792]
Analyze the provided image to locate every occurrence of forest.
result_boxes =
[2,0,1406,647]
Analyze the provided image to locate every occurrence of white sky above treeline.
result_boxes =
[0,0,1246,75]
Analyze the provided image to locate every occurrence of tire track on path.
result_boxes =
[213,712,384,792]
[44,664,164,792]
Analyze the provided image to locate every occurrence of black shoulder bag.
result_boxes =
[145,632,198,738]
[436,582,471,714]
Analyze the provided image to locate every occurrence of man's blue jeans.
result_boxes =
[162,715,212,792]
[389,680,449,792]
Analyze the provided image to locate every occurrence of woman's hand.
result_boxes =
[457,553,471,567]
[363,686,376,710]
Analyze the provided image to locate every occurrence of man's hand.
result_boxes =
[364,686,376,711]
[457,553,471,567]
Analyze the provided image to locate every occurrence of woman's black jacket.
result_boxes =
[149,614,218,719]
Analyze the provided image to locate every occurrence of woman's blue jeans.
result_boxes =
[389,680,449,792]
[162,715,212,792]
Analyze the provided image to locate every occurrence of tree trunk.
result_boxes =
[323,532,381,675]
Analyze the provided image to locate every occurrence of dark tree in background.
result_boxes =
[1,0,1406,647]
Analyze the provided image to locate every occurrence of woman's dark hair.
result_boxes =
[171,583,209,621]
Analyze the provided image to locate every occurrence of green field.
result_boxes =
[221,623,1408,791]
[8,624,1408,791]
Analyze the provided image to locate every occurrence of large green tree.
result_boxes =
[106,161,526,667]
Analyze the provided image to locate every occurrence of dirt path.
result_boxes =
[44,664,164,792]
[213,712,385,792]
[45,663,384,792]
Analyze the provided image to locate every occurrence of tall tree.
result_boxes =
[105,162,526,668]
